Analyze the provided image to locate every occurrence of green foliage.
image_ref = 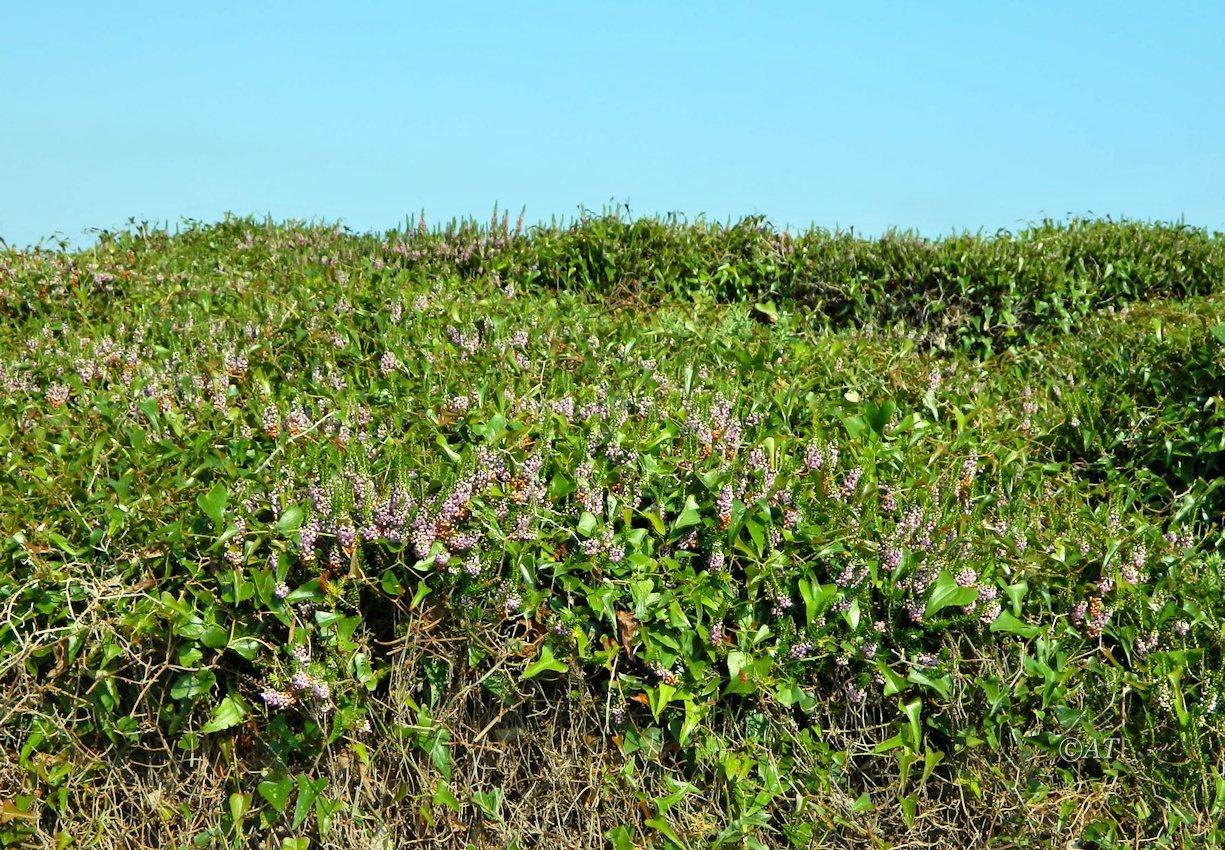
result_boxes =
[0,214,1223,848]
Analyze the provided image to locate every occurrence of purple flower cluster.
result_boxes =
[955,568,978,588]
[337,523,357,553]
[411,519,437,560]
[1134,630,1159,659]
[716,485,733,529]
[45,384,70,408]
[1123,546,1145,584]
[879,485,897,513]
[261,690,293,709]
[841,468,863,497]
[648,662,680,686]
[299,517,320,562]
[804,441,824,471]
[881,546,903,573]
[834,561,869,588]
[379,351,398,376]
[770,592,793,617]
[286,407,309,435]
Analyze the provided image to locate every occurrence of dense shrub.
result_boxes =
[0,217,1223,849]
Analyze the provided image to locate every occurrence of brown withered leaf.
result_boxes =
[615,610,639,659]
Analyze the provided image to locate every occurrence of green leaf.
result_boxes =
[648,683,678,722]
[285,580,322,603]
[1211,323,1225,345]
[423,728,452,780]
[199,694,247,735]
[902,699,923,750]
[640,510,666,536]
[645,817,690,850]
[899,794,917,828]
[380,569,404,596]
[47,532,88,558]
[907,668,953,699]
[607,824,635,850]
[876,661,909,697]
[864,400,897,436]
[672,494,702,532]
[258,775,294,814]
[471,788,503,820]
[842,414,868,438]
[872,732,906,754]
[744,516,765,556]
[521,643,569,679]
[1004,581,1028,616]
[925,571,979,617]
[990,610,1040,638]
[197,481,228,528]
[170,669,216,701]
[277,505,305,535]
[752,301,779,324]
[200,624,229,650]
[434,434,462,463]
[577,511,599,537]
[432,780,461,813]
[229,792,251,824]
[291,775,327,831]
[228,635,261,661]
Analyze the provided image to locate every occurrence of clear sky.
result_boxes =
[2,1,1223,248]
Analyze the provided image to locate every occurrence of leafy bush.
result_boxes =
[1,216,1223,849]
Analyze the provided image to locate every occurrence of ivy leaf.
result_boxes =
[277,505,304,535]
[199,694,247,735]
[170,669,216,701]
[424,728,452,780]
[672,494,702,532]
[908,668,953,699]
[197,481,228,529]
[990,610,1040,638]
[227,635,261,661]
[577,511,599,537]
[876,660,909,697]
[639,509,666,536]
[522,643,569,679]
[925,570,979,618]
[257,775,294,814]
[291,775,328,831]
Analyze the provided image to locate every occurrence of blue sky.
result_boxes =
[2,1,1222,248]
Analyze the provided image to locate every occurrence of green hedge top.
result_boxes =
[5,214,1224,353]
